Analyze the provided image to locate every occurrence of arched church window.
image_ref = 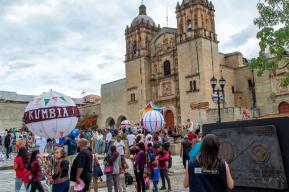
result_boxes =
[164,60,171,76]
[187,20,192,31]
[132,41,137,55]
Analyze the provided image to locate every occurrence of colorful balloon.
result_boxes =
[23,91,80,139]
[143,110,165,133]
[120,120,131,129]
[71,128,80,138]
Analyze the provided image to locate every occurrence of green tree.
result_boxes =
[250,0,289,86]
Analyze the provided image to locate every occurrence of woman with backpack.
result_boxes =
[48,147,70,192]
[30,149,44,192]
[183,134,234,192]
[14,146,29,192]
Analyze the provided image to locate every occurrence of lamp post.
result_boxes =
[210,76,226,123]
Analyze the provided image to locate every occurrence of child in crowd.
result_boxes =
[144,173,150,192]
[152,161,160,192]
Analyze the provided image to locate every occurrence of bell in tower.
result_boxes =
[125,3,160,61]
[176,0,217,43]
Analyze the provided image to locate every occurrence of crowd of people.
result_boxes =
[0,125,235,192]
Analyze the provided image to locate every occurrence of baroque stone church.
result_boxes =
[97,0,255,130]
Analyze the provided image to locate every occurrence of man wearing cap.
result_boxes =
[180,136,192,169]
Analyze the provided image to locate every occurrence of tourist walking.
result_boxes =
[70,139,92,192]
[127,130,136,152]
[49,147,70,192]
[105,129,112,154]
[104,145,121,192]
[180,136,192,168]
[158,143,171,191]
[4,130,12,160]
[114,135,125,161]
[65,134,77,165]
[30,149,44,192]
[14,146,29,192]
[95,130,103,154]
[184,134,235,192]
[134,142,146,192]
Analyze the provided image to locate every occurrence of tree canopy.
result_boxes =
[250,0,289,86]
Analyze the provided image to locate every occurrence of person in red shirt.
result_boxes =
[188,131,195,142]
[158,144,171,191]
[14,146,29,192]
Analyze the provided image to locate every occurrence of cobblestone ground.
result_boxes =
[0,156,187,192]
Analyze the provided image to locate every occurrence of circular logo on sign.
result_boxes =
[250,144,270,163]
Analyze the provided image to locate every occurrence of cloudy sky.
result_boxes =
[0,0,260,98]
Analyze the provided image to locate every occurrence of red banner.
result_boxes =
[23,106,80,124]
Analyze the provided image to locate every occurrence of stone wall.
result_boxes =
[255,70,289,116]
[206,107,257,124]
[99,79,128,128]
[78,104,101,118]
[0,102,27,131]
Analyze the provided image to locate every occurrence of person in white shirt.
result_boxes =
[127,130,136,148]
[132,126,138,135]
[105,129,112,154]
[95,130,103,154]
[114,135,125,161]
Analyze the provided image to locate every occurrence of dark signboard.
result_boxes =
[203,117,289,192]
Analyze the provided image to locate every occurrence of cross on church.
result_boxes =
[141,0,144,5]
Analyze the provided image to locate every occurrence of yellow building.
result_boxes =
[98,0,255,130]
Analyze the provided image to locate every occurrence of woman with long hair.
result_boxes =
[30,149,44,192]
[184,134,234,192]
[14,146,29,192]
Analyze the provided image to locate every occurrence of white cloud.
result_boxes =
[0,0,260,97]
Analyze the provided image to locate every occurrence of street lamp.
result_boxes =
[210,75,226,123]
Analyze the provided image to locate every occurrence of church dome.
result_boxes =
[131,4,155,27]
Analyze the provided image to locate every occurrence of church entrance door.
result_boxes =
[279,102,289,114]
[165,110,174,131]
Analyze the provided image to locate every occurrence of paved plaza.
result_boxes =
[0,155,186,192]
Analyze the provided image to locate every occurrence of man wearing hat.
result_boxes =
[180,136,192,169]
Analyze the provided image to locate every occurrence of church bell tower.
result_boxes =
[176,0,221,125]
[125,4,160,123]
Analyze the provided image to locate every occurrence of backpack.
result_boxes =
[125,172,133,186]
[93,160,103,178]
[4,135,11,147]
[22,164,32,184]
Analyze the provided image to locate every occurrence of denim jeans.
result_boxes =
[5,146,10,159]
[153,180,158,192]
[104,141,110,154]
[15,178,28,192]
[52,180,70,192]
[95,139,103,154]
